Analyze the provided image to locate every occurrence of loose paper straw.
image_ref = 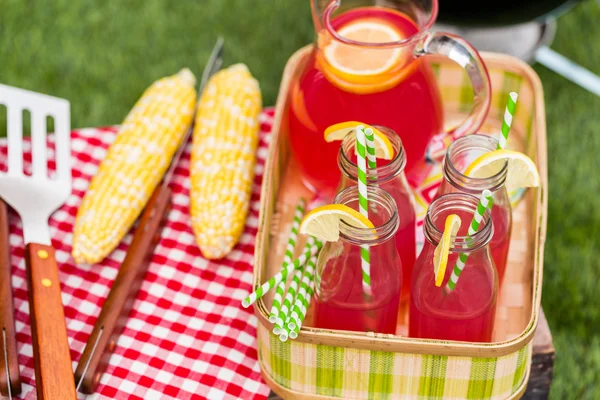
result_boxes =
[355,126,372,296]
[287,254,317,332]
[447,190,493,291]
[289,280,315,340]
[268,198,306,323]
[498,92,518,150]
[241,239,323,308]
[274,266,303,336]
[289,261,316,339]
[278,237,320,341]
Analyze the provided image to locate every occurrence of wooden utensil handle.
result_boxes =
[74,185,172,394]
[0,200,21,396]
[25,243,77,399]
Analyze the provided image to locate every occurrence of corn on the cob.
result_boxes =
[72,69,197,264]
[190,64,262,259]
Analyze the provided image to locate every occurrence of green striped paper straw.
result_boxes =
[287,254,317,332]
[364,127,379,187]
[277,236,320,341]
[289,261,316,339]
[289,280,315,340]
[364,127,378,169]
[268,198,306,323]
[446,190,493,291]
[498,92,519,150]
[241,238,323,308]
[355,125,372,296]
[274,266,303,336]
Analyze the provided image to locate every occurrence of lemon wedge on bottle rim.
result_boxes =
[464,149,541,192]
[433,214,461,287]
[324,121,395,160]
[299,204,375,242]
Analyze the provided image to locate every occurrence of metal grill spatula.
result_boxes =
[0,84,77,399]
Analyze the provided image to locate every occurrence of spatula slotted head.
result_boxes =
[0,84,71,245]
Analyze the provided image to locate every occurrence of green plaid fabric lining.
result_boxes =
[258,60,537,399]
[259,324,531,399]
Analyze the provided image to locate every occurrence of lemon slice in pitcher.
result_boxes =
[433,214,461,287]
[324,121,395,159]
[464,150,541,192]
[318,18,415,94]
[324,21,403,77]
[299,204,374,242]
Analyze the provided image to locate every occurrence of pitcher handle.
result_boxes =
[415,32,491,139]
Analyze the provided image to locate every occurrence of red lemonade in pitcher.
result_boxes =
[289,6,443,197]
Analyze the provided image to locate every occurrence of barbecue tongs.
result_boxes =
[74,37,224,394]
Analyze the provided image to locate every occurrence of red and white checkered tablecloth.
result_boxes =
[0,109,276,399]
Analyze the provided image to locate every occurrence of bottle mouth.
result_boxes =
[333,185,399,245]
[338,125,406,184]
[424,193,493,252]
[444,134,508,193]
[321,0,438,49]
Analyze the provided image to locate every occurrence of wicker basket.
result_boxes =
[253,46,547,400]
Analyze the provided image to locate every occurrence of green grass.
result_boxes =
[1,0,600,398]
[534,2,600,398]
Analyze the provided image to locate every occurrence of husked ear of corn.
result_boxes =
[190,64,262,259]
[72,69,197,264]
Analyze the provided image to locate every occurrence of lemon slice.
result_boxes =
[323,21,403,77]
[464,149,541,192]
[299,204,374,242]
[433,214,461,287]
[324,121,395,160]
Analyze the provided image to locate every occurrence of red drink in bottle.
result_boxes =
[435,134,512,283]
[314,186,401,334]
[436,135,512,283]
[410,193,498,342]
[337,126,415,319]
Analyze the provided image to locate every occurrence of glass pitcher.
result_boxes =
[409,193,498,342]
[288,0,491,196]
[314,185,401,334]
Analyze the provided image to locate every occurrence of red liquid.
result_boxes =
[489,205,510,281]
[314,205,401,334]
[409,208,497,342]
[339,155,416,308]
[289,7,443,197]
[389,184,417,306]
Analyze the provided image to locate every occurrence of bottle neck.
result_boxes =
[338,125,407,185]
[443,134,508,194]
[423,193,493,252]
[334,186,399,246]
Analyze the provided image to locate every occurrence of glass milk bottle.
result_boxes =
[435,134,512,283]
[410,193,498,342]
[314,186,401,334]
[337,126,416,318]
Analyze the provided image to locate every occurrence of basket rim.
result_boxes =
[253,45,548,358]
